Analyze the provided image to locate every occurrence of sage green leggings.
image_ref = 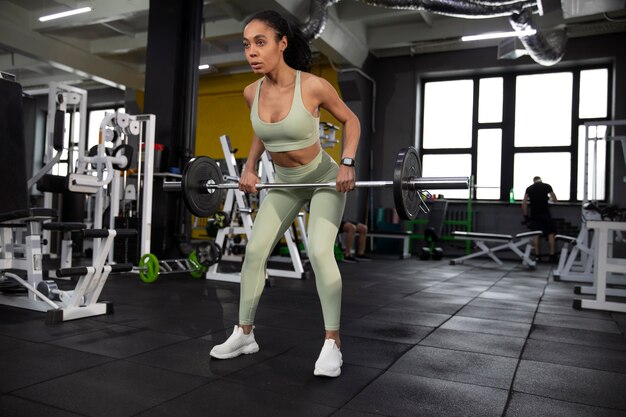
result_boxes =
[239,150,346,330]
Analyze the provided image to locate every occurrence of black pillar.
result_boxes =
[143,0,202,257]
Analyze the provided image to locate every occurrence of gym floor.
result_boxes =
[1,257,625,417]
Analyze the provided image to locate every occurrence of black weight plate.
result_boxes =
[181,156,223,218]
[393,146,421,220]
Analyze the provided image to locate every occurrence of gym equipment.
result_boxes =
[573,220,626,313]
[555,120,626,289]
[196,135,309,282]
[168,146,469,220]
[450,230,541,268]
[137,242,222,283]
[0,77,134,323]
[420,227,444,261]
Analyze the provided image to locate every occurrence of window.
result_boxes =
[87,107,125,151]
[423,80,473,149]
[422,154,472,199]
[476,129,502,200]
[419,66,611,201]
[52,111,81,177]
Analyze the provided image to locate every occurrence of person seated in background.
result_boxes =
[522,176,558,263]
[340,219,371,262]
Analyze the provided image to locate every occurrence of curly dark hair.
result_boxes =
[244,10,312,73]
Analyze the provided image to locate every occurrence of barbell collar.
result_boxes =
[163,181,182,192]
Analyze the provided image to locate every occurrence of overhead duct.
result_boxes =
[302,0,567,66]
[509,8,567,65]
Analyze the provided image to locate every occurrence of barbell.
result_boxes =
[165,147,469,220]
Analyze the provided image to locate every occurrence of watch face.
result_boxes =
[342,158,354,166]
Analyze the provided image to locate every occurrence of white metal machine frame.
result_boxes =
[205,135,308,282]
[574,220,626,313]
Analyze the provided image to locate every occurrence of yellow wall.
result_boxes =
[195,64,343,162]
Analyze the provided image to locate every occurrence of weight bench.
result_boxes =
[450,230,541,268]
[367,231,412,259]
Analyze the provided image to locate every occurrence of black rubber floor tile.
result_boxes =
[457,305,535,323]
[134,379,335,417]
[225,351,382,408]
[345,372,508,417]
[361,307,451,327]
[504,392,626,417]
[534,312,621,334]
[341,300,384,319]
[478,290,541,303]
[126,311,235,338]
[0,395,84,417]
[522,338,626,373]
[445,278,499,287]
[421,283,489,296]
[404,292,474,305]
[530,324,626,351]
[290,334,412,370]
[0,306,43,323]
[441,316,531,338]
[342,319,433,344]
[499,277,547,287]
[14,360,208,417]
[0,343,113,392]
[390,345,517,389]
[0,311,113,343]
[48,324,189,359]
[0,335,36,353]
[537,302,614,319]
[256,306,325,331]
[468,297,538,311]
[393,297,463,314]
[341,287,407,306]
[366,281,431,296]
[513,360,626,410]
[419,328,526,358]
[88,303,178,325]
[128,337,244,379]
[130,325,316,378]
[331,408,390,416]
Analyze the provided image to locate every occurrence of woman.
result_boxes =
[209,10,360,378]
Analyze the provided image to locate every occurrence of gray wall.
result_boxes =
[338,68,375,225]
[367,32,626,236]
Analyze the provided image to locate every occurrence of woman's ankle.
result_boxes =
[240,324,253,335]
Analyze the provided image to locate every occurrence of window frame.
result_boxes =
[418,64,613,202]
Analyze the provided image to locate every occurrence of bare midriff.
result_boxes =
[269,141,322,168]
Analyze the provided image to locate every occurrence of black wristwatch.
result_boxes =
[341,157,355,167]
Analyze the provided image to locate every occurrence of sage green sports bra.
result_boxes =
[250,70,320,152]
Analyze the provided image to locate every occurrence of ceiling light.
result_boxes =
[461,29,536,42]
[39,7,92,22]
[198,64,211,70]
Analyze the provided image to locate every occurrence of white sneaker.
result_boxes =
[210,325,259,359]
[314,339,343,377]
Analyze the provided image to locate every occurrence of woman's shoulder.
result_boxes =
[243,79,262,105]
[300,72,331,96]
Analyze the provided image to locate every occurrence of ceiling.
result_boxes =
[1,0,625,92]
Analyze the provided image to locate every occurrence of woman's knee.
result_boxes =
[356,223,367,234]
[244,237,272,265]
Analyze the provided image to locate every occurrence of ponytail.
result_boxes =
[284,21,312,73]
[245,10,312,73]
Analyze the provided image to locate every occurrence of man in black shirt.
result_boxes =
[522,176,558,262]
